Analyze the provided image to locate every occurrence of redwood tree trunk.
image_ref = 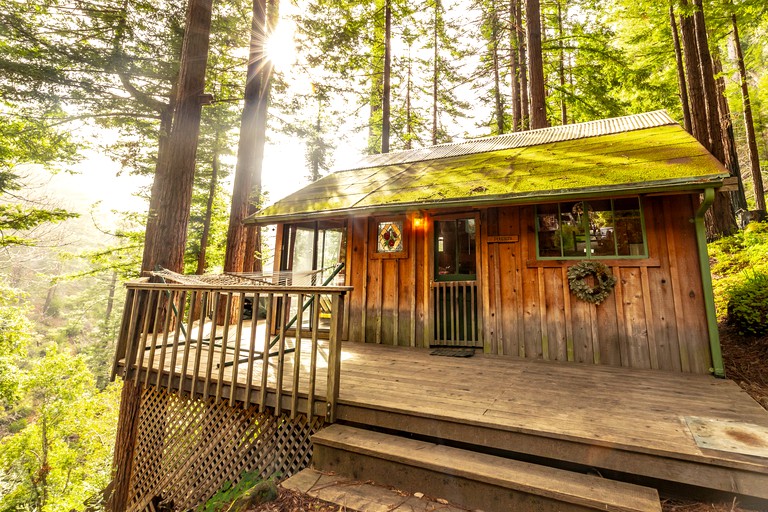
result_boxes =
[382,0,391,153]
[557,0,566,125]
[691,0,724,163]
[491,0,504,134]
[732,12,766,212]
[525,0,548,129]
[196,133,219,275]
[670,5,691,133]
[432,0,440,144]
[142,0,213,275]
[679,9,708,145]
[224,0,269,275]
[516,0,529,130]
[510,0,521,131]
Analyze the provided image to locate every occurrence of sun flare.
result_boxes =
[265,22,296,71]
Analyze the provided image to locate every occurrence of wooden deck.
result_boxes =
[121,321,768,502]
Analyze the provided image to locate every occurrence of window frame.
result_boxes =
[370,216,410,260]
[433,216,478,282]
[535,197,648,260]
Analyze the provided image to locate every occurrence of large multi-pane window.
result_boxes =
[536,198,646,259]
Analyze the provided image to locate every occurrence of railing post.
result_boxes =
[325,292,345,423]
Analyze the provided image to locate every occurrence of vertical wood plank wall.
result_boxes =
[278,194,713,374]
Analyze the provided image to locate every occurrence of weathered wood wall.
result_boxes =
[277,194,713,374]
[481,195,711,374]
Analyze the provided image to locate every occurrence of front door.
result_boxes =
[431,215,482,347]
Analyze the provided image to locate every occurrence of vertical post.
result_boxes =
[326,293,344,422]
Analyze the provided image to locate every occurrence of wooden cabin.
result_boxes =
[247,110,727,376]
[110,111,768,512]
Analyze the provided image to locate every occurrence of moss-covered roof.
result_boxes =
[247,112,728,224]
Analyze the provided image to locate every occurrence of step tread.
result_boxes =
[282,468,471,512]
[314,424,661,512]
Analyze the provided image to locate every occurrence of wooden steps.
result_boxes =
[282,468,469,512]
[312,424,662,512]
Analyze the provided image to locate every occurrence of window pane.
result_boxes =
[537,204,561,257]
[588,200,616,257]
[436,221,456,276]
[457,219,476,275]
[560,201,586,257]
[614,198,644,256]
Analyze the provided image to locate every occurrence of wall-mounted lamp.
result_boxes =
[412,211,424,229]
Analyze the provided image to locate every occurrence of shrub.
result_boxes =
[726,270,768,336]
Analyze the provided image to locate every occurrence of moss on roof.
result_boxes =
[249,122,728,224]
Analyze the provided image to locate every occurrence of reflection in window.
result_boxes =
[435,218,476,280]
[536,198,645,259]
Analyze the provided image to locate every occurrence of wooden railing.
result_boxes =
[111,281,351,422]
[432,280,480,346]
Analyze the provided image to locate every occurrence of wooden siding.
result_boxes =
[277,194,713,373]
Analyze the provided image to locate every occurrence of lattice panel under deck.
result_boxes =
[127,386,325,511]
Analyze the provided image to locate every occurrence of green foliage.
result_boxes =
[709,221,768,319]
[198,471,269,512]
[725,270,768,336]
[0,347,120,512]
[0,280,31,406]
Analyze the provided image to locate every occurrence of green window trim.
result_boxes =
[434,218,478,282]
[535,198,648,260]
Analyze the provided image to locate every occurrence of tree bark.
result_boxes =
[105,271,117,323]
[732,12,766,212]
[197,132,219,275]
[691,0,724,163]
[679,9,708,145]
[107,383,143,511]
[713,54,748,213]
[557,0,566,125]
[432,0,440,145]
[670,5,691,133]
[515,0,529,130]
[491,0,504,134]
[142,0,213,275]
[525,0,548,129]
[224,0,270,276]
[382,0,391,153]
[510,0,521,131]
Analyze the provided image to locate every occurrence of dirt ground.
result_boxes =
[250,326,768,512]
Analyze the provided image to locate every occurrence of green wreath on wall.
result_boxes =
[567,261,617,305]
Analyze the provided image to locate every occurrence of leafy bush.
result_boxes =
[726,270,768,336]
[709,221,768,319]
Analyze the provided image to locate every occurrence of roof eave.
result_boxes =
[245,175,727,225]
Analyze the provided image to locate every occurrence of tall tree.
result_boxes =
[224,0,274,276]
[509,0,521,131]
[678,4,709,143]
[670,5,692,133]
[525,0,548,128]
[141,0,215,275]
[516,0,530,129]
[382,0,392,152]
[731,10,766,212]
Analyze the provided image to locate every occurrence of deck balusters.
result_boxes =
[113,282,350,422]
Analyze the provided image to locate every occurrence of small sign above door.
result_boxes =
[487,235,519,243]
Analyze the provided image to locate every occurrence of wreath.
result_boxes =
[567,261,617,305]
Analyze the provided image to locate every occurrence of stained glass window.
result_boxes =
[377,220,404,253]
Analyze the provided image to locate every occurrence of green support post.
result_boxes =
[693,187,725,377]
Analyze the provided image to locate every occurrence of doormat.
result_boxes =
[430,348,475,358]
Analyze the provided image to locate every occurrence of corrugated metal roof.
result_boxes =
[339,110,677,172]
[247,112,728,225]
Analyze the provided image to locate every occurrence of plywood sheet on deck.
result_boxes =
[686,416,768,459]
